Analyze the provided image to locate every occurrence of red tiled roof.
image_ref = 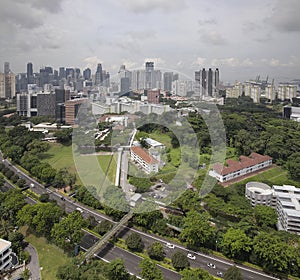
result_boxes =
[131,146,159,165]
[212,152,272,176]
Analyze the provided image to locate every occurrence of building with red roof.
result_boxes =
[209,152,272,183]
[130,146,159,174]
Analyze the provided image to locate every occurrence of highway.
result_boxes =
[0,152,282,280]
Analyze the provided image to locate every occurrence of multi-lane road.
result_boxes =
[0,153,282,280]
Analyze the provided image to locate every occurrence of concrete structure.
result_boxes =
[65,98,87,125]
[209,152,272,183]
[226,82,243,98]
[147,89,160,104]
[283,106,300,122]
[273,185,300,235]
[130,146,159,174]
[265,84,276,101]
[172,80,194,97]
[278,83,297,101]
[0,239,13,272]
[245,182,277,207]
[245,81,261,103]
[144,138,165,149]
[195,68,219,98]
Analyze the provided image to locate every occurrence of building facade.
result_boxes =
[209,152,272,183]
[130,146,159,174]
[245,182,277,207]
[195,68,219,98]
[0,239,13,272]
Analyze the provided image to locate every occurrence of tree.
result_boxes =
[139,258,163,280]
[8,232,25,253]
[224,266,243,280]
[286,152,300,180]
[95,220,113,235]
[254,205,277,228]
[147,242,165,261]
[39,193,50,203]
[125,233,144,252]
[181,268,214,280]
[179,210,215,249]
[171,251,189,271]
[105,258,130,280]
[51,211,87,251]
[54,129,72,144]
[220,228,252,260]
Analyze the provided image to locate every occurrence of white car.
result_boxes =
[76,207,84,213]
[207,263,216,269]
[165,242,175,249]
[187,253,196,260]
[217,271,223,277]
[30,183,35,188]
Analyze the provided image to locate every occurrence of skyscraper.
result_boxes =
[195,68,219,98]
[145,62,154,89]
[27,62,33,84]
[83,68,91,80]
[95,63,103,85]
[4,62,9,74]
[163,72,173,91]
[2,62,15,99]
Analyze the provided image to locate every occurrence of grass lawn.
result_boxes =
[41,143,117,186]
[20,226,69,280]
[149,132,172,148]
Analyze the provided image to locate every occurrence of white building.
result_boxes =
[226,82,243,98]
[131,146,159,174]
[265,84,276,101]
[144,138,165,149]
[209,152,272,183]
[0,239,13,272]
[245,82,261,103]
[273,185,300,235]
[171,80,194,96]
[278,84,297,101]
[245,182,277,207]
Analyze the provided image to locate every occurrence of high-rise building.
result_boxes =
[0,73,5,98]
[83,68,91,80]
[163,72,173,91]
[95,63,103,85]
[4,62,9,74]
[59,67,66,80]
[244,81,261,103]
[65,98,87,125]
[145,62,154,89]
[4,72,15,99]
[27,62,33,84]
[120,77,130,95]
[195,68,219,98]
[277,83,297,101]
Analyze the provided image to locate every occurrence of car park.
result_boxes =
[207,263,216,269]
[165,242,175,249]
[187,253,196,260]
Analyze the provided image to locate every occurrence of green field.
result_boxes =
[20,226,69,280]
[41,143,117,186]
[230,166,300,188]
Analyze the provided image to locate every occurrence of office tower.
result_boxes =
[119,65,132,88]
[59,67,66,80]
[83,68,91,80]
[120,77,130,95]
[4,62,9,74]
[195,68,219,98]
[163,72,173,91]
[0,73,5,98]
[15,73,28,92]
[65,98,87,125]
[95,63,103,85]
[75,68,81,80]
[147,89,160,104]
[145,62,154,89]
[65,68,74,78]
[37,91,56,116]
[27,62,33,84]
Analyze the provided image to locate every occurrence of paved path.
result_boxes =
[25,244,41,280]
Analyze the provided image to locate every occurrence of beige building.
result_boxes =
[277,84,297,101]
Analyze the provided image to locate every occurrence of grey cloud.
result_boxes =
[198,19,216,26]
[199,30,227,45]
[121,0,186,13]
[31,0,63,13]
[266,0,300,32]
[242,21,272,42]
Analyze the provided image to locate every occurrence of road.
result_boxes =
[0,152,282,280]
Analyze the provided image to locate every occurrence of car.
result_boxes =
[30,183,34,188]
[217,271,223,277]
[165,242,175,249]
[207,263,216,269]
[60,196,65,201]
[76,207,83,213]
[187,253,196,260]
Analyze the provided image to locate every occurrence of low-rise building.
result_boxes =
[130,146,159,174]
[245,182,277,207]
[0,239,12,272]
[209,152,272,183]
[144,138,165,149]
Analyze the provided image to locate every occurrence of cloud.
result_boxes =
[121,59,138,69]
[266,0,300,32]
[211,58,254,67]
[200,30,227,45]
[261,56,300,67]
[144,57,165,67]
[30,0,64,13]
[121,0,186,13]
[83,56,104,71]
[198,19,216,26]
[193,57,207,66]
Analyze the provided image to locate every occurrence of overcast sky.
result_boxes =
[0,0,300,83]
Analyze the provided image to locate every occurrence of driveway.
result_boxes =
[25,244,41,280]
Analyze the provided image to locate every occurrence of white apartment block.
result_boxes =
[131,146,159,174]
[277,84,297,101]
[244,82,261,103]
[264,84,276,100]
[0,239,13,272]
[245,182,277,207]
[226,82,243,98]
[171,80,194,96]
[209,152,272,183]
[273,185,300,235]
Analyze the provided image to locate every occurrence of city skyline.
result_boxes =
[0,0,300,83]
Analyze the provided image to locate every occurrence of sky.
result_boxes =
[0,0,300,83]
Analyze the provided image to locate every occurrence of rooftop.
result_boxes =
[212,152,272,176]
[0,238,11,253]
[131,146,159,165]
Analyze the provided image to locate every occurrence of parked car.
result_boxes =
[207,263,216,269]
[30,183,34,188]
[217,271,223,277]
[76,207,83,213]
[165,242,175,249]
[187,253,196,260]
